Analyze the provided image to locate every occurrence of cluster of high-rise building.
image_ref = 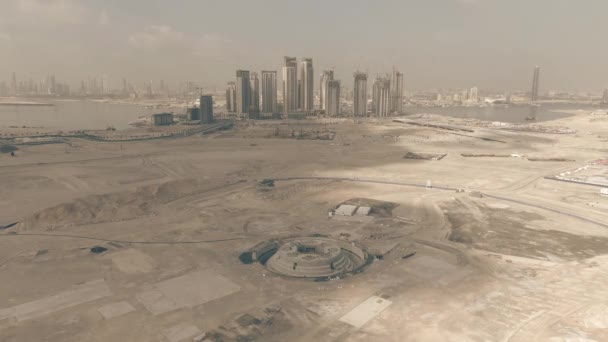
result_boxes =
[78,75,111,96]
[6,65,584,110]
[318,69,342,116]
[0,72,71,97]
[416,86,487,105]
[224,70,263,118]
[225,57,407,117]
[187,95,214,124]
[226,57,325,117]
[0,72,208,99]
[370,69,404,116]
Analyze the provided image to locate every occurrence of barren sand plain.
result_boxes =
[1,112,608,341]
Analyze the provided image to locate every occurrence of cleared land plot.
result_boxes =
[137,269,240,315]
[109,249,156,274]
[163,323,203,342]
[339,296,392,329]
[97,301,135,319]
[0,279,111,322]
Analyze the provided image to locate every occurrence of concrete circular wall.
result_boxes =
[262,237,367,278]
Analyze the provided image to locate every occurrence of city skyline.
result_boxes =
[2,60,604,100]
[1,0,608,92]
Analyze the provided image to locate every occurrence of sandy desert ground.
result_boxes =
[1,111,608,342]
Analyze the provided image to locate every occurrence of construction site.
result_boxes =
[1,110,608,342]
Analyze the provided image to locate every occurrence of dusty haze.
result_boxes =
[0,0,607,91]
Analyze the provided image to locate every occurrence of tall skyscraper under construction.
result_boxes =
[531,66,540,102]
[199,95,214,124]
[299,58,314,112]
[282,57,298,113]
[353,72,368,117]
[319,70,334,112]
[326,80,341,116]
[226,82,237,112]
[390,68,403,114]
[261,71,277,114]
[373,76,391,117]
[236,70,251,115]
[250,72,260,112]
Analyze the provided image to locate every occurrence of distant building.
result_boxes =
[249,72,260,113]
[226,82,236,112]
[326,80,341,116]
[10,72,17,96]
[299,58,314,112]
[236,70,251,115]
[531,66,540,102]
[152,113,174,126]
[101,75,109,95]
[261,71,278,114]
[461,89,469,102]
[372,76,391,117]
[0,81,8,97]
[187,107,200,121]
[200,95,214,124]
[390,69,403,114]
[319,70,334,111]
[146,81,153,97]
[602,89,608,103]
[353,72,368,117]
[282,56,298,113]
[469,87,479,103]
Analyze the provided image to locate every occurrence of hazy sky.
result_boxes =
[1,0,607,92]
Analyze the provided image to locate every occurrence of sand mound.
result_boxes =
[17,179,206,231]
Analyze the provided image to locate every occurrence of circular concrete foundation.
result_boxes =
[259,237,367,278]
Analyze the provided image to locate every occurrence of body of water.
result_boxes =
[404,104,591,123]
[0,100,157,130]
[0,100,592,130]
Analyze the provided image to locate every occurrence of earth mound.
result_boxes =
[17,179,209,231]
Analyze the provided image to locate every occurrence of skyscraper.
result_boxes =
[236,70,251,115]
[326,80,341,116]
[226,82,236,112]
[10,72,17,96]
[319,70,334,111]
[353,72,368,117]
[372,76,391,117]
[282,56,298,113]
[390,69,403,113]
[146,81,153,97]
[250,72,260,112]
[603,89,608,103]
[469,87,479,103]
[48,75,56,95]
[101,75,109,95]
[300,58,314,112]
[200,95,214,124]
[0,82,8,97]
[531,66,540,102]
[261,71,278,114]
[159,79,167,96]
[297,79,302,110]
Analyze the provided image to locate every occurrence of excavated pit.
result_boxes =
[243,236,369,279]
